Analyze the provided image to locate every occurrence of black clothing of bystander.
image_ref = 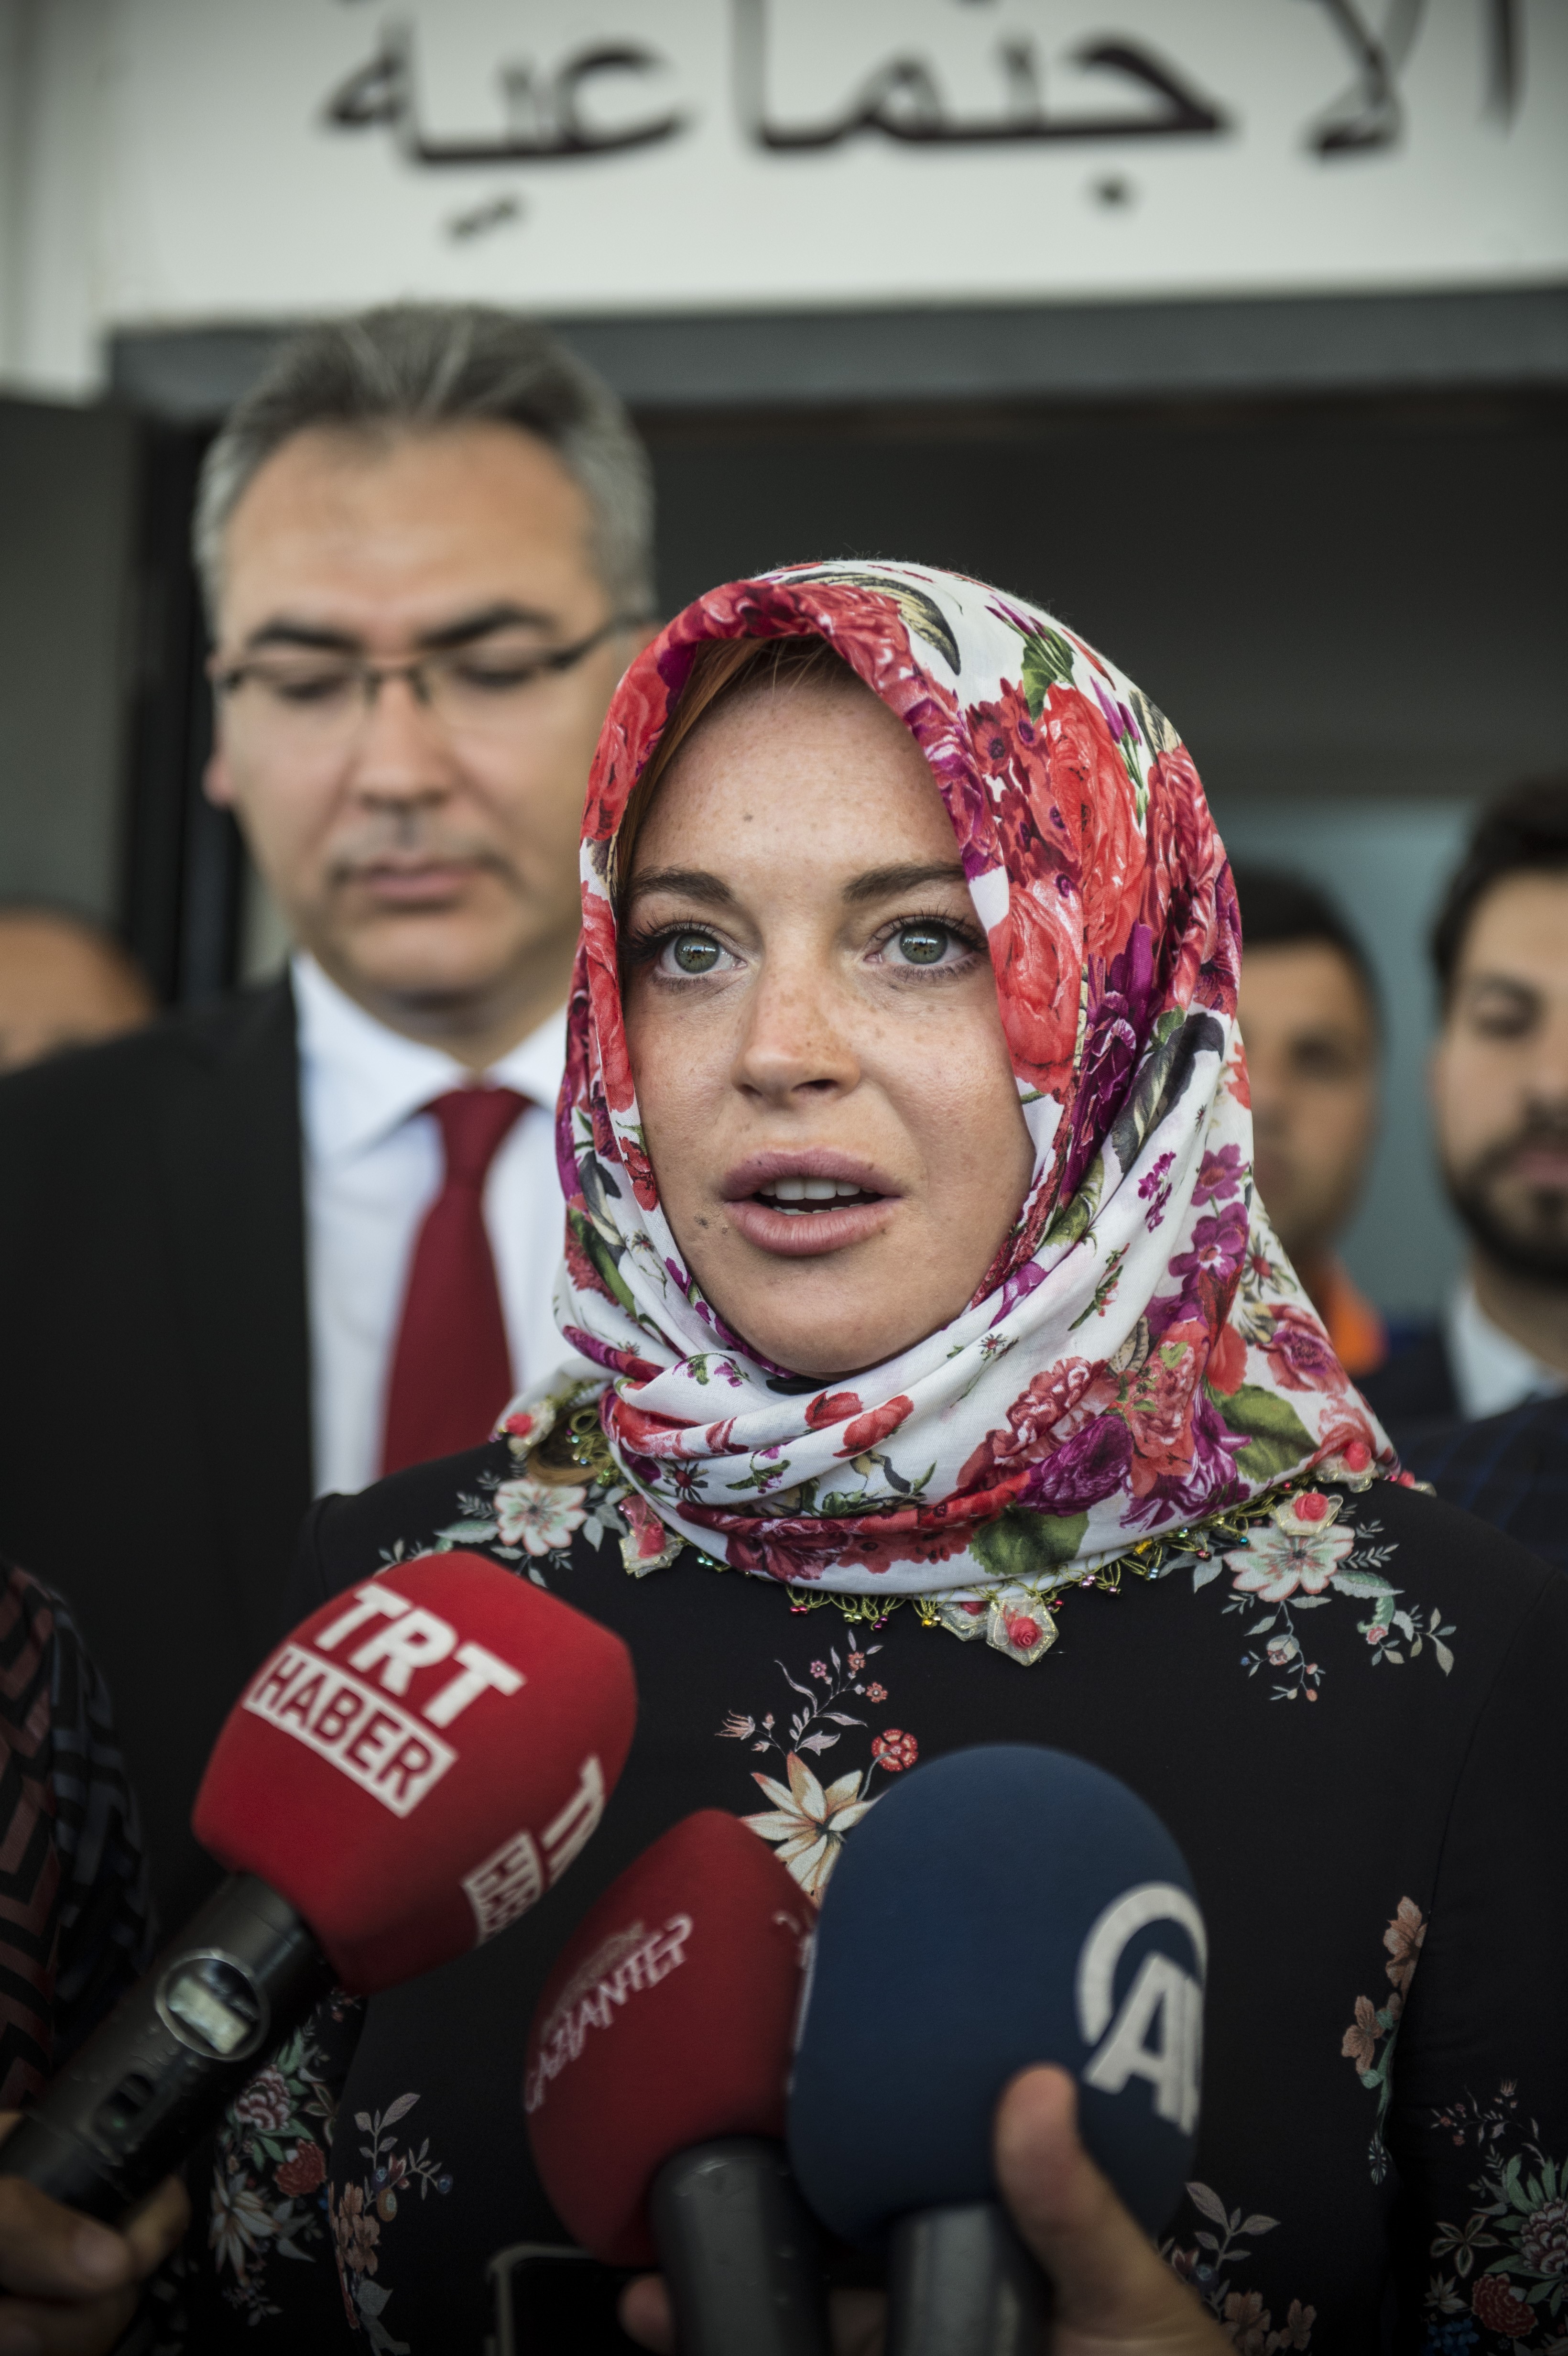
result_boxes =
[1402,1393,1568,1574]
[0,1558,152,2095]
[1357,1325,1457,1436]
[0,977,309,1927]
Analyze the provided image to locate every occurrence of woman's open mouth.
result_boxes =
[720,1156,901,1258]
[752,1177,884,1216]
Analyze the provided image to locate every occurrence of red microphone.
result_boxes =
[525,1810,829,2356]
[2,1553,634,2218]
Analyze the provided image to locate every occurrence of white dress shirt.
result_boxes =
[294,954,568,1499]
[1445,1278,1568,1423]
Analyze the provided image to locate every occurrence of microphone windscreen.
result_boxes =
[788,1745,1204,2242]
[525,1810,814,2266]
[193,1553,635,1992]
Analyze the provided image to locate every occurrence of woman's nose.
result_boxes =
[731,960,860,1104]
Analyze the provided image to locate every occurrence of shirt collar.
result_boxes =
[293,952,566,1165]
[1446,1277,1568,1422]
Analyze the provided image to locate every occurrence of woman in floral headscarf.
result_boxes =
[192,567,1568,2356]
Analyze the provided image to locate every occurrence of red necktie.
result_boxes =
[379,1088,527,1476]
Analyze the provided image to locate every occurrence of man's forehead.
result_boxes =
[217,420,597,644]
[1241,939,1372,1016]
[1459,872,1568,988]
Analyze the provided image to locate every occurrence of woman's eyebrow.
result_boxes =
[843,861,969,905]
[623,867,737,912]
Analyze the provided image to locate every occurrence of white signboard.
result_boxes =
[10,0,1567,390]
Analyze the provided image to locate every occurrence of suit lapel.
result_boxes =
[157,976,312,1667]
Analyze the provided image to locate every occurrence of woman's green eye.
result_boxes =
[672,935,720,974]
[896,925,949,965]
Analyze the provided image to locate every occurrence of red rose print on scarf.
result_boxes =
[1137,745,1234,1017]
[994,883,1081,1096]
[806,1391,863,1430]
[619,1131,659,1213]
[581,650,686,841]
[1313,1408,1382,1468]
[1206,1320,1247,1396]
[959,1358,1104,1485]
[968,682,1045,806]
[1117,1342,1205,1499]
[838,1397,914,1456]
[1039,686,1146,964]
[564,1211,615,1305]
[580,894,636,1116]
[1264,1305,1349,1396]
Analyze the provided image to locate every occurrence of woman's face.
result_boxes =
[622,676,1035,1377]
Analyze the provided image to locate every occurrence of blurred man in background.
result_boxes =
[0,904,154,1072]
[1364,778,1568,1458]
[0,305,654,1922]
[1233,868,1389,1379]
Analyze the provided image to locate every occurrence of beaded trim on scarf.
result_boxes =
[502,1380,1416,1669]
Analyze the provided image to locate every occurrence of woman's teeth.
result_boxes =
[756,1177,876,1216]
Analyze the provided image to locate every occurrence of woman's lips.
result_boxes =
[724,1194,900,1258]
[719,1151,903,1259]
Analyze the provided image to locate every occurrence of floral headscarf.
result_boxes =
[539,562,1389,1626]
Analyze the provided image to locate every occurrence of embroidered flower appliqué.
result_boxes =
[491,1475,589,1556]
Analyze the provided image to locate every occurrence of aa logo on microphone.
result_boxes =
[1076,1882,1206,2135]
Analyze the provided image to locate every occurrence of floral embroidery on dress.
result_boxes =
[1424,2080,1568,2350]
[210,1998,360,2324]
[1195,1492,1457,1702]
[329,2092,453,2352]
[720,1644,920,1896]
[1341,1897,1426,2181]
[740,1756,876,1899]
[1161,2184,1316,2348]
[430,1427,624,1577]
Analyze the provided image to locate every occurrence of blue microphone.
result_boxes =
[786,1745,1205,2356]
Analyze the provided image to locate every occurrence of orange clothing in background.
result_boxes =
[1317,1260,1389,1379]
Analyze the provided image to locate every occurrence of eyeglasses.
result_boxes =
[211,613,647,744]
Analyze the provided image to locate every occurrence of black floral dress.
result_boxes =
[177,1445,1568,2356]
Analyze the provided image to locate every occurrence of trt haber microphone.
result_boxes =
[525,1810,828,2356]
[787,1745,1206,2356]
[2,1552,634,2221]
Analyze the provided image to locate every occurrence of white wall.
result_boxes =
[2,0,1565,398]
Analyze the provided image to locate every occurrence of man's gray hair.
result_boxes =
[194,303,654,624]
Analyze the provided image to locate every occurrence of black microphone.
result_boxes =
[788,1745,1207,2356]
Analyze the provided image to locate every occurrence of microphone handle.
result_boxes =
[0,1874,333,2220]
[887,2201,1047,2356]
[650,2135,831,2356]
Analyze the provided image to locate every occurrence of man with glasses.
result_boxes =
[0,306,655,1923]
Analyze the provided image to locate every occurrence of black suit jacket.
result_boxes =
[1402,1393,1568,1574]
[1357,1324,1459,1441]
[0,979,310,1927]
